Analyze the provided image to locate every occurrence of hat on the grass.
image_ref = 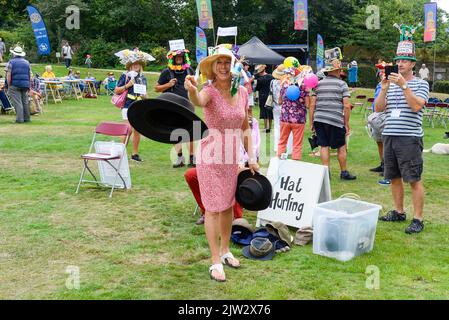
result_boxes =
[231,218,255,246]
[242,237,275,260]
[127,92,208,144]
[294,226,313,246]
[265,221,294,246]
[235,169,273,211]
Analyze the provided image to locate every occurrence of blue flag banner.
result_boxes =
[316,34,324,70]
[196,27,208,63]
[26,5,51,56]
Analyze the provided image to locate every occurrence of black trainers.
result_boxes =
[340,170,357,180]
[131,154,143,162]
[188,155,196,168]
[369,163,384,173]
[379,210,406,222]
[173,156,185,168]
[405,219,424,234]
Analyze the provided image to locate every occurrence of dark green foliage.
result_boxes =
[433,81,449,94]
[2,0,449,69]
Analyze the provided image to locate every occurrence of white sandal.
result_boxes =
[209,263,226,282]
[221,252,241,269]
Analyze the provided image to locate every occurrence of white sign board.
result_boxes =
[95,141,132,189]
[217,26,238,37]
[257,158,331,229]
[169,39,185,51]
[133,84,147,95]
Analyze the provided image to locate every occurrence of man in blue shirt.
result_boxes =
[348,61,358,87]
[7,45,31,123]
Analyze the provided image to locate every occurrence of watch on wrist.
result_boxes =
[401,84,408,90]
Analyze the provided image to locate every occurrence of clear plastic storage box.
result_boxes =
[313,198,382,262]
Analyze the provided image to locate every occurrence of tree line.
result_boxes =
[1,0,448,68]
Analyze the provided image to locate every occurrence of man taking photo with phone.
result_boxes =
[375,26,429,234]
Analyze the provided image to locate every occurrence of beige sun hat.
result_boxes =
[272,64,286,80]
[199,45,236,80]
[255,64,266,74]
[10,45,26,57]
[322,58,342,75]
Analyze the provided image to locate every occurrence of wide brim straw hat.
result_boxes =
[115,49,155,69]
[272,64,286,80]
[199,46,236,80]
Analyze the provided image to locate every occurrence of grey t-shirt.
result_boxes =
[0,41,5,54]
[312,75,350,128]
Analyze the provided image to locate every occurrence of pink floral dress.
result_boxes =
[196,84,249,212]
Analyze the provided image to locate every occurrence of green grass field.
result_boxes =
[0,64,448,299]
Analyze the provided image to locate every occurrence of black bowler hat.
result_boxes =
[235,169,273,211]
[127,92,208,144]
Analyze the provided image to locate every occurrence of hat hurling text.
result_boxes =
[270,176,304,221]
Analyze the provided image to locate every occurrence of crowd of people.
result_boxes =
[0,26,433,282]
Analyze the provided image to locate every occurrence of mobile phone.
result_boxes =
[384,65,399,80]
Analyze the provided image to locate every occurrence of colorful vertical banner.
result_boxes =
[424,2,437,42]
[316,34,324,70]
[196,0,214,30]
[26,5,51,56]
[294,0,308,31]
[196,27,208,63]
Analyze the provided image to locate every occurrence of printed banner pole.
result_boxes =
[424,2,438,91]
[196,27,208,64]
[316,34,324,71]
[294,0,308,31]
[424,2,437,43]
[26,5,51,56]
[196,0,214,30]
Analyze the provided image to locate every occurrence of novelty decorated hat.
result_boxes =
[167,49,191,71]
[322,58,342,75]
[115,49,155,69]
[393,23,419,61]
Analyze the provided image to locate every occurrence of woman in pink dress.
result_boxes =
[185,46,259,282]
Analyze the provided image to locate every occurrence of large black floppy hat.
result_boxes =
[236,169,273,211]
[127,92,208,144]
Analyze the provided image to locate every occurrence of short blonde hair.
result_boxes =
[45,65,52,72]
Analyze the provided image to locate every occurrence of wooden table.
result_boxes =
[61,79,83,100]
[83,79,98,96]
[43,80,63,104]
